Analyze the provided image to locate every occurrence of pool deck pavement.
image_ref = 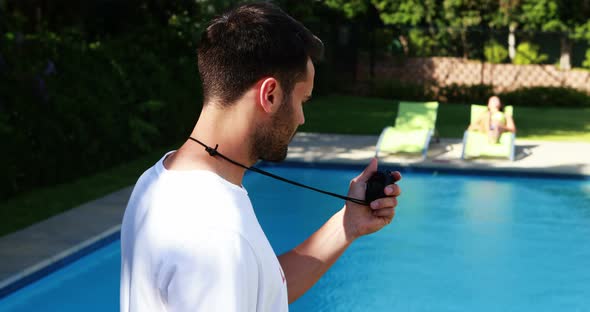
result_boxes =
[1,133,589,292]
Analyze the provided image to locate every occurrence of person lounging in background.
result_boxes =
[468,95,516,143]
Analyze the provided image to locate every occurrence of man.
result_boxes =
[120,2,401,311]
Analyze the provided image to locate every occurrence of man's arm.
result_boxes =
[278,158,401,303]
[278,208,350,303]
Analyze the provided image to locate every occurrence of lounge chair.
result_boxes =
[461,104,515,161]
[375,101,439,160]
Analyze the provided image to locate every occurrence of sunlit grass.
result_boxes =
[301,95,590,142]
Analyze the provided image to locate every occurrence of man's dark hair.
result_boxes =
[197,2,324,107]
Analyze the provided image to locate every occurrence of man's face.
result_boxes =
[253,60,315,162]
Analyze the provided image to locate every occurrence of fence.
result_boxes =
[326,25,590,96]
[357,55,590,94]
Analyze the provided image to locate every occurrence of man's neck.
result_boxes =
[163,104,255,186]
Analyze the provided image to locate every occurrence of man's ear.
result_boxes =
[259,78,279,113]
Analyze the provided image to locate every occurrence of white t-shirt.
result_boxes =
[120,152,288,312]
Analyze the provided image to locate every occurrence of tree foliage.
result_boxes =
[324,0,369,19]
[518,0,590,37]
[583,50,590,69]
[484,39,508,63]
[513,42,549,64]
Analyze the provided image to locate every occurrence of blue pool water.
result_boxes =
[1,165,589,311]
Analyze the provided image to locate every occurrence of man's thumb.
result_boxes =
[357,157,378,183]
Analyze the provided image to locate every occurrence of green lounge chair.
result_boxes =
[461,104,515,161]
[375,101,439,160]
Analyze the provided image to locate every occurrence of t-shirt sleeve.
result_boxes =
[158,231,259,312]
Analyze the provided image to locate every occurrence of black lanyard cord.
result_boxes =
[188,137,369,206]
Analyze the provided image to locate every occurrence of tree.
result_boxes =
[518,0,590,69]
[324,0,504,58]
[372,0,436,56]
[440,0,500,58]
[492,0,521,61]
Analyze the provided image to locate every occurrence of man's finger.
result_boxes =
[370,197,398,210]
[390,171,402,182]
[384,184,401,197]
[372,207,395,218]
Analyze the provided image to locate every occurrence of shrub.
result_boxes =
[484,40,508,64]
[351,80,589,109]
[583,49,590,69]
[499,86,590,108]
[0,26,201,199]
[408,29,437,57]
[313,62,353,96]
[437,83,494,104]
[513,42,549,65]
[371,79,434,101]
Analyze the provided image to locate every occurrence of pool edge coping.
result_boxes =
[269,160,590,180]
[0,225,120,299]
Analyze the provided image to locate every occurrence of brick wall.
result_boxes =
[358,56,590,93]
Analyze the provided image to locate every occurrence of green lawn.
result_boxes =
[300,95,590,142]
[2,94,589,236]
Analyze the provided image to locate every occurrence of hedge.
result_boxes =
[0,27,201,199]
[359,79,590,108]
[499,86,590,108]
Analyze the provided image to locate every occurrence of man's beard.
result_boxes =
[252,93,297,162]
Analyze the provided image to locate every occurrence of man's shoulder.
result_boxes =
[132,164,246,201]
[131,173,256,239]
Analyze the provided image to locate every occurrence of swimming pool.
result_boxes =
[1,164,589,311]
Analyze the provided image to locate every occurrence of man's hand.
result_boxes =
[278,158,401,302]
[342,158,401,242]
